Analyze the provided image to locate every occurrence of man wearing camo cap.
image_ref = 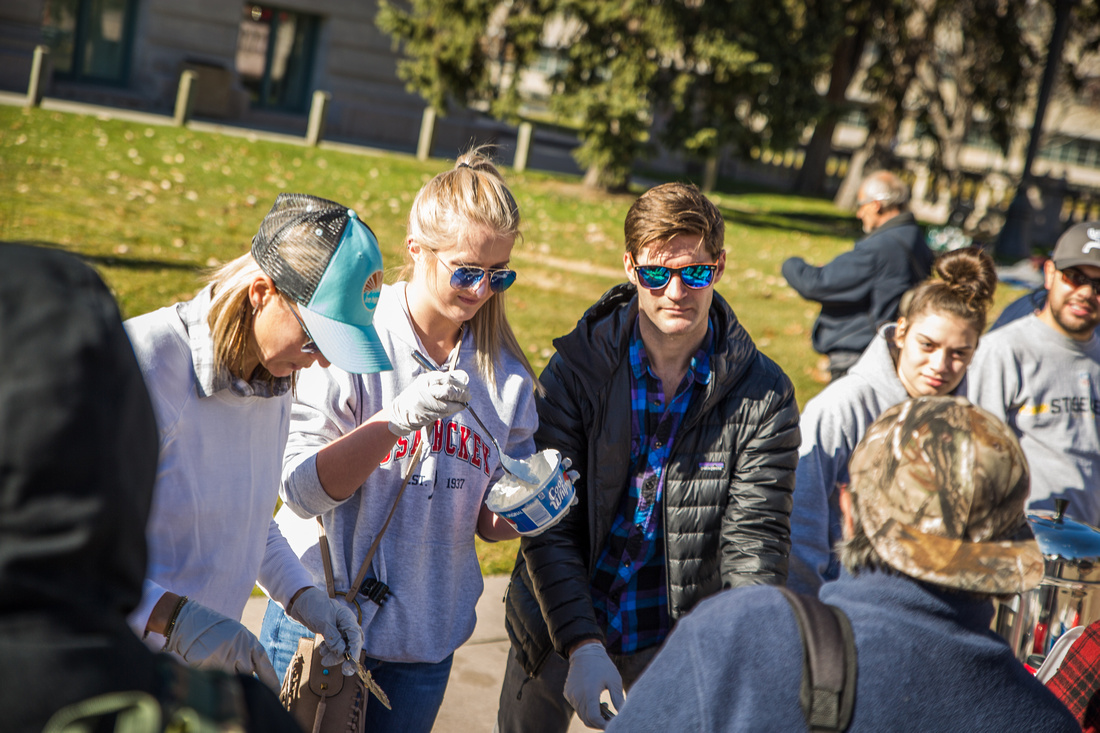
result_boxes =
[970,220,1100,527]
[604,396,1078,731]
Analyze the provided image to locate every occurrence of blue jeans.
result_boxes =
[260,599,453,733]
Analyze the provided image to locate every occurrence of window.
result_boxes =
[235,4,319,112]
[41,0,137,85]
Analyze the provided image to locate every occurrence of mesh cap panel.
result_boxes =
[251,193,354,304]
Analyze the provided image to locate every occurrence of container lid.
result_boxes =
[1028,511,1100,561]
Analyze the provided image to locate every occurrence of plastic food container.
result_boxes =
[485,449,575,535]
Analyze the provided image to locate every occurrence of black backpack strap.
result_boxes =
[777,586,857,732]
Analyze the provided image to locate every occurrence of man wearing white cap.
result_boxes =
[123,194,462,685]
[605,397,1078,731]
[969,221,1100,527]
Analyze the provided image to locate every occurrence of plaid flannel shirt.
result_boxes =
[1047,621,1100,732]
[589,318,712,655]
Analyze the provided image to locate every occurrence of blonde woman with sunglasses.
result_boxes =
[124,194,389,686]
[262,149,550,732]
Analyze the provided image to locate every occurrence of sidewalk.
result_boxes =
[242,575,590,732]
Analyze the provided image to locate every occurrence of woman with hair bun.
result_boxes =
[261,148,557,732]
[787,247,998,594]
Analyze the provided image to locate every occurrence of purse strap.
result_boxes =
[315,433,429,603]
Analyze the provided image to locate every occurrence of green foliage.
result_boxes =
[546,1,669,191]
[375,1,838,192]
[377,0,546,123]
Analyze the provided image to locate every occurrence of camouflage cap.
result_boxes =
[848,396,1044,594]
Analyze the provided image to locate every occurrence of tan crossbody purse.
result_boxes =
[279,439,426,733]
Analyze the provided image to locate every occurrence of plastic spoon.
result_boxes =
[411,350,538,484]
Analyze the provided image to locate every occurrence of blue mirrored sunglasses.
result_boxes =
[287,304,321,354]
[430,249,517,293]
[629,254,718,290]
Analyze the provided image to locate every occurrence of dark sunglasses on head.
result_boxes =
[429,249,517,293]
[1060,267,1100,294]
[288,304,321,354]
[629,253,718,290]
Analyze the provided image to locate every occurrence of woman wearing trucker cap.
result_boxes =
[123,193,422,687]
[261,149,557,732]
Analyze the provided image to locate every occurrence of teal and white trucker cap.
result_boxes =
[251,193,392,374]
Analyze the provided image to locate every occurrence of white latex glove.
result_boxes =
[564,642,624,729]
[387,370,471,436]
[287,587,365,676]
[164,598,280,689]
[520,457,580,536]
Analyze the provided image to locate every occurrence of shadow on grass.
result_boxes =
[718,206,861,239]
[5,240,199,272]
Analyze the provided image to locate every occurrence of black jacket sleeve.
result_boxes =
[520,352,606,655]
[721,358,800,587]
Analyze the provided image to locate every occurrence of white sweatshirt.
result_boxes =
[277,282,538,664]
[124,287,314,649]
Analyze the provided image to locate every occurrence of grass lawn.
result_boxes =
[1,105,1026,575]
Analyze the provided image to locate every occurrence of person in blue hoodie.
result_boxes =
[606,397,1079,733]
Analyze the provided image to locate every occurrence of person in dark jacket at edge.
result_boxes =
[782,170,934,381]
[495,183,801,731]
[0,243,301,733]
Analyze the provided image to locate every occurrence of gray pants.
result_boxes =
[827,350,862,381]
[495,644,659,733]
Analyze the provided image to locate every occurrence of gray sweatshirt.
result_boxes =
[276,283,538,664]
[968,314,1100,526]
[787,324,972,594]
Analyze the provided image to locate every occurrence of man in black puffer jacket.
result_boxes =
[496,183,800,732]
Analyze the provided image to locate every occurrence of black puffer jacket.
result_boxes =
[504,284,800,676]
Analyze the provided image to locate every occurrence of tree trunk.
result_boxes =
[834,144,872,210]
[583,163,604,189]
[795,119,841,196]
[794,25,868,196]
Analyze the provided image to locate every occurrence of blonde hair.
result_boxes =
[205,252,298,390]
[400,147,539,393]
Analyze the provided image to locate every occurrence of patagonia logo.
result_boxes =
[698,461,724,472]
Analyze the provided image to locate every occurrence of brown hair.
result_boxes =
[399,146,538,393]
[901,247,997,334]
[624,182,724,260]
[836,488,896,577]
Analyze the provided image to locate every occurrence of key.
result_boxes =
[346,652,392,710]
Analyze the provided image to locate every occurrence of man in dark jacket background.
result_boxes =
[782,170,933,381]
[496,183,800,731]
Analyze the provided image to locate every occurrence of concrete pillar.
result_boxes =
[173,70,198,127]
[514,121,533,173]
[26,45,49,108]
[417,107,436,162]
[306,90,331,146]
